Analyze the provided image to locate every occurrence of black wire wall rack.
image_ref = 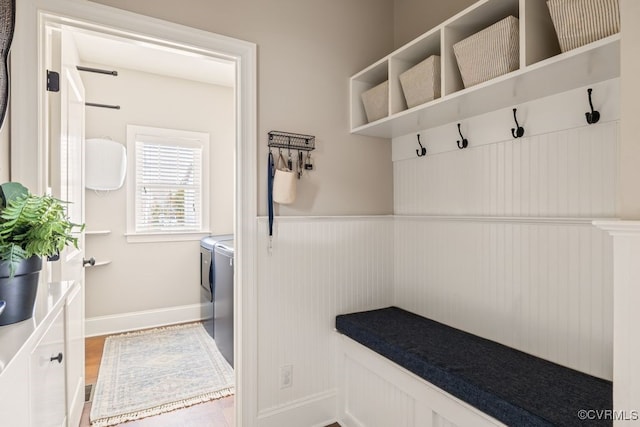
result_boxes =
[268,130,315,152]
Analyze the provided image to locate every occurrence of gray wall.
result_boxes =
[90,0,396,217]
[393,0,475,48]
[81,65,234,318]
[73,0,395,321]
[619,0,640,218]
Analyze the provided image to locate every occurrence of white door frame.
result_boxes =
[10,1,258,426]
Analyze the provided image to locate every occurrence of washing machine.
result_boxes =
[200,235,232,339]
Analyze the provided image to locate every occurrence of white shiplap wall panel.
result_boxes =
[255,105,617,420]
[393,110,617,381]
[394,122,618,218]
[392,79,620,162]
[256,217,394,413]
[393,219,613,380]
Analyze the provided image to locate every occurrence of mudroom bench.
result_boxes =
[335,307,612,427]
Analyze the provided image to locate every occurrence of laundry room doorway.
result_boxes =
[11,0,258,425]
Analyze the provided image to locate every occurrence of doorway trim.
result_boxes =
[10,1,258,426]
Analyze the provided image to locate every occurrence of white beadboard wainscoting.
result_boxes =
[394,121,618,217]
[255,216,614,424]
[256,95,618,423]
[394,217,613,380]
[256,216,394,426]
[391,112,618,381]
[391,79,619,163]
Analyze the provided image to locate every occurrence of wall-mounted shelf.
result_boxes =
[350,0,620,139]
[85,230,112,236]
[268,131,316,152]
[85,231,112,268]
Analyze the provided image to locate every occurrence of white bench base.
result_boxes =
[336,333,506,427]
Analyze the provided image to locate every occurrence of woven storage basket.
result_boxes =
[547,0,619,53]
[361,80,388,123]
[453,16,519,89]
[399,55,441,109]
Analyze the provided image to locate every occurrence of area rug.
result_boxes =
[90,323,234,427]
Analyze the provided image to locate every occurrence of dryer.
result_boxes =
[200,235,232,339]
[214,240,234,367]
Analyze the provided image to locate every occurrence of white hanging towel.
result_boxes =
[85,138,127,190]
[272,152,296,204]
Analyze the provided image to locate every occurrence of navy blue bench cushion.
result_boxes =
[336,307,612,427]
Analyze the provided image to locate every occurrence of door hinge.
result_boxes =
[46,70,60,92]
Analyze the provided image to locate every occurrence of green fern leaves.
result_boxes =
[0,183,83,277]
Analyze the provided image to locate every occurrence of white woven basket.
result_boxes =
[453,16,519,89]
[399,55,441,109]
[361,80,388,123]
[547,0,619,53]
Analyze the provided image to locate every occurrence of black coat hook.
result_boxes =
[511,108,525,138]
[456,123,468,149]
[585,88,600,124]
[416,133,426,157]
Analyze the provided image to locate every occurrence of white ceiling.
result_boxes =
[71,30,236,88]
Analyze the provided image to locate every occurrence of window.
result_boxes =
[127,125,210,241]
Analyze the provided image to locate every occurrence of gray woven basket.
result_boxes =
[399,55,441,109]
[547,0,619,53]
[453,16,519,89]
[361,80,388,123]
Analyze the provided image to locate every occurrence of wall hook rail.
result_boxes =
[585,88,600,124]
[76,65,118,76]
[416,134,426,157]
[456,123,468,149]
[511,108,524,138]
[268,130,315,152]
[85,102,120,110]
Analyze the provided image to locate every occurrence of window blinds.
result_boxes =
[135,137,203,232]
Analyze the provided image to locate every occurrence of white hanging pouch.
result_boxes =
[273,152,297,204]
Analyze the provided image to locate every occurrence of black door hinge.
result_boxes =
[46,70,60,92]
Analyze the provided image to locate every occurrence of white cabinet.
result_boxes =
[0,281,83,427]
[350,0,620,138]
[30,308,66,427]
[0,349,30,426]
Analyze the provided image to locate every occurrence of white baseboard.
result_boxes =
[338,412,364,427]
[85,303,205,337]
[257,390,337,427]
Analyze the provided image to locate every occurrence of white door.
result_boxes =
[48,28,86,282]
[46,25,87,427]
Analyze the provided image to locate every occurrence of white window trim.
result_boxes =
[126,124,210,243]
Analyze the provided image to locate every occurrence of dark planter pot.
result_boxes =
[0,256,42,326]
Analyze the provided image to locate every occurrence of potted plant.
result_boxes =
[0,182,82,326]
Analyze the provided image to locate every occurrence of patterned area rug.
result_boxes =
[90,323,234,427]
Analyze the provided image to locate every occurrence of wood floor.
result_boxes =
[80,330,341,427]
